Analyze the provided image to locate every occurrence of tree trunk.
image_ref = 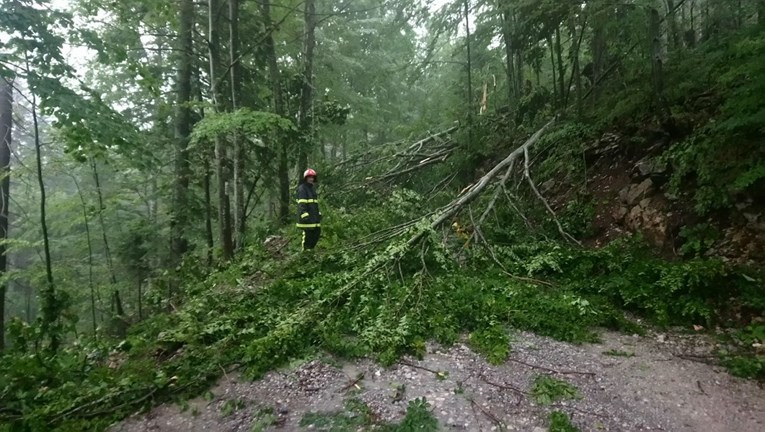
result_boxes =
[568,16,584,118]
[554,26,566,108]
[548,36,558,104]
[73,176,98,336]
[590,2,609,100]
[91,159,126,338]
[649,7,667,117]
[171,0,194,269]
[31,84,58,350]
[229,0,245,250]
[137,279,143,321]
[500,4,516,106]
[0,77,12,351]
[684,0,697,48]
[208,0,234,260]
[262,0,290,225]
[665,0,681,50]
[296,0,316,181]
[204,156,214,267]
[464,0,474,117]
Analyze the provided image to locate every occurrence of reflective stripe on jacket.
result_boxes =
[296,183,321,228]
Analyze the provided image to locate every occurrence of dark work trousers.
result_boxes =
[302,228,321,250]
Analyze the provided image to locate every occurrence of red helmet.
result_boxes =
[303,168,317,179]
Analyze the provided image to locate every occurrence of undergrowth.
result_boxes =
[299,397,438,431]
[4,222,760,430]
[549,411,581,432]
[3,28,765,430]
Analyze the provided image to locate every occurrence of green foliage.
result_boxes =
[721,354,765,380]
[469,325,511,364]
[190,108,295,147]
[298,397,438,431]
[548,411,581,432]
[251,407,278,432]
[531,375,580,406]
[678,224,720,257]
[664,29,765,214]
[719,324,765,379]
[394,398,439,432]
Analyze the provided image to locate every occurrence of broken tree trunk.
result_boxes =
[406,118,556,247]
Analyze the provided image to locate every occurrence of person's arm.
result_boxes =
[297,185,310,222]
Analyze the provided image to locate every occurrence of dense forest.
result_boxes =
[1,0,765,430]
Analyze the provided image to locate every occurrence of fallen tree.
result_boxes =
[333,125,460,192]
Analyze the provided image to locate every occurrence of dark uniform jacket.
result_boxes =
[296,182,321,228]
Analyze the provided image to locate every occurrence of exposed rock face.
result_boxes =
[619,179,655,206]
[624,198,673,247]
[612,179,675,247]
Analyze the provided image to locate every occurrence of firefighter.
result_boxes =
[296,168,321,250]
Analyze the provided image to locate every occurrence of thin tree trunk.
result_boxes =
[194,56,214,267]
[649,7,667,117]
[555,26,566,107]
[204,157,214,267]
[31,79,58,350]
[464,0,474,117]
[171,0,194,269]
[0,77,11,351]
[137,280,143,320]
[91,160,126,338]
[568,15,584,118]
[548,36,558,104]
[665,0,681,49]
[229,0,245,250]
[296,0,316,181]
[209,0,234,260]
[73,176,98,336]
[500,4,516,106]
[591,3,609,100]
[262,0,290,224]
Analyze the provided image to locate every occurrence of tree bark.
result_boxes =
[0,77,12,351]
[464,0,474,117]
[499,3,516,106]
[208,0,234,260]
[649,7,668,117]
[568,15,584,118]
[548,36,558,104]
[262,0,290,224]
[665,0,682,50]
[229,0,245,250]
[296,0,316,181]
[91,159,126,338]
[554,26,566,108]
[171,0,194,268]
[590,2,609,100]
[31,82,58,350]
[73,176,98,336]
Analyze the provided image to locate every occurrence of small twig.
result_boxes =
[480,375,529,397]
[469,397,505,430]
[508,358,595,377]
[339,374,365,392]
[399,360,447,378]
[674,354,719,366]
[500,271,556,287]
[523,147,582,246]
[697,380,706,395]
